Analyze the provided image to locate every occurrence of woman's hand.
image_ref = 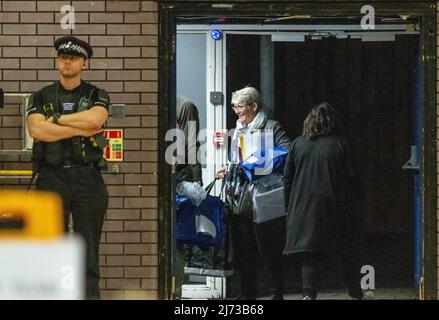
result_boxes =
[215,165,228,179]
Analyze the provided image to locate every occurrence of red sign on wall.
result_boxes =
[213,132,225,146]
[103,129,123,161]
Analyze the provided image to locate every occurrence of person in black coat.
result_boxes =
[283,102,364,300]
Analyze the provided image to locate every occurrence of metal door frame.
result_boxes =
[158,1,437,300]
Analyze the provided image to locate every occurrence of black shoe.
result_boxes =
[234,294,257,300]
[270,293,284,300]
[348,288,364,300]
[302,288,317,300]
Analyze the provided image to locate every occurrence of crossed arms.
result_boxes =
[27,106,108,142]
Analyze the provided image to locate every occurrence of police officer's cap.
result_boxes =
[54,36,93,59]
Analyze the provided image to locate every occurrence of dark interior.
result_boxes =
[226,33,419,295]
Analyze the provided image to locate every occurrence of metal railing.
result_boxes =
[0,90,33,178]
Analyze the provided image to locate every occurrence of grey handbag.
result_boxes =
[252,173,286,223]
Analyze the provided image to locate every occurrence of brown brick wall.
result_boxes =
[0,0,159,300]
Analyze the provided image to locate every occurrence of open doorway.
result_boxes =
[227,32,420,297]
[159,2,437,300]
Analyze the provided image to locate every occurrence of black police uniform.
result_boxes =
[26,36,109,300]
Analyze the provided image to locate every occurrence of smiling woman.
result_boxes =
[214,86,291,299]
[231,87,260,126]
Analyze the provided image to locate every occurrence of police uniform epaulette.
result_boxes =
[32,81,58,96]
[38,81,94,92]
[82,81,97,90]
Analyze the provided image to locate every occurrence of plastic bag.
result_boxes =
[184,206,234,277]
[252,173,287,223]
[176,181,207,207]
[241,146,288,182]
[176,193,225,247]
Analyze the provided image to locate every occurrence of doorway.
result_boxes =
[228,33,420,294]
[159,2,437,300]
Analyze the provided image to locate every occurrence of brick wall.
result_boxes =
[0,0,159,300]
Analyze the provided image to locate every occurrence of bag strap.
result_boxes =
[204,177,226,197]
[204,179,216,194]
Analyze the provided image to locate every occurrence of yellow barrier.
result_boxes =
[0,170,33,176]
[0,190,63,239]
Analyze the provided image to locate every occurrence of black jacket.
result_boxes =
[225,117,291,214]
[283,134,361,256]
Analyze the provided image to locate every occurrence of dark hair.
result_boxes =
[303,102,339,139]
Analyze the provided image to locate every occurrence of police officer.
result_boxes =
[26,36,110,300]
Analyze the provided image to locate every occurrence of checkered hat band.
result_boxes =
[59,43,88,58]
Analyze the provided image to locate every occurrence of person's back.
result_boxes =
[283,102,363,300]
[289,134,353,199]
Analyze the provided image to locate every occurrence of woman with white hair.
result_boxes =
[217,86,290,300]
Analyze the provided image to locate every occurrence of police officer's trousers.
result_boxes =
[36,165,108,300]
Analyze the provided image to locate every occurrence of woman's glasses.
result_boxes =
[232,104,249,110]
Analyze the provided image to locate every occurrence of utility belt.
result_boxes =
[42,159,100,170]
